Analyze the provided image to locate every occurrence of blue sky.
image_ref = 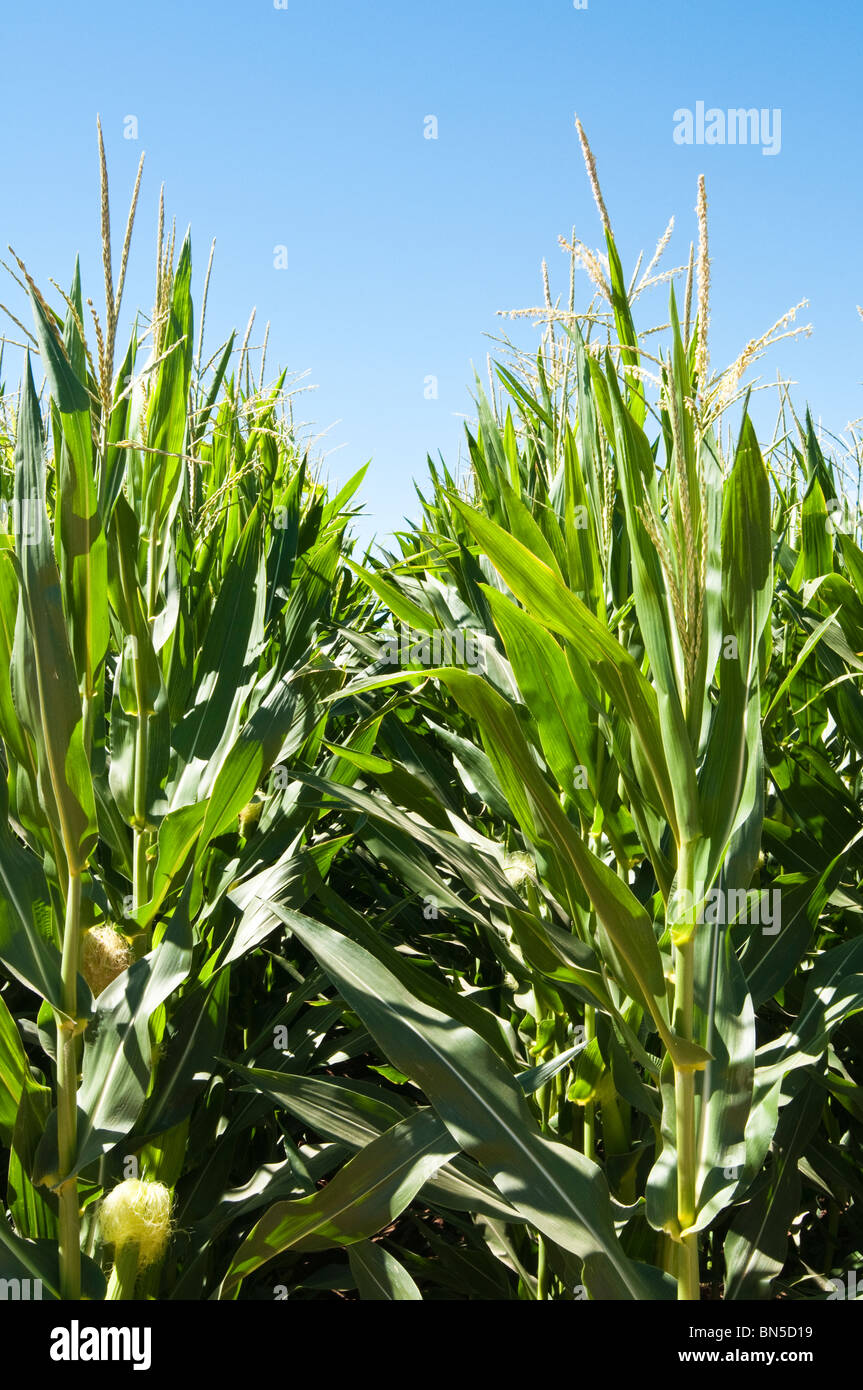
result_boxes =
[2,0,862,543]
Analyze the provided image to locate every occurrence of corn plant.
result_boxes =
[0,148,372,1300]
[278,152,861,1301]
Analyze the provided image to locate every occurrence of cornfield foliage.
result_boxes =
[0,130,861,1304]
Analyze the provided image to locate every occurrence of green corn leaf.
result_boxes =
[0,777,63,1008]
[484,587,595,801]
[0,990,39,1143]
[30,281,109,716]
[349,1240,423,1301]
[8,1081,57,1240]
[11,357,98,873]
[696,415,773,889]
[145,233,194,539]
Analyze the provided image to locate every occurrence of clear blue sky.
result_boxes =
[2,0,862,543]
